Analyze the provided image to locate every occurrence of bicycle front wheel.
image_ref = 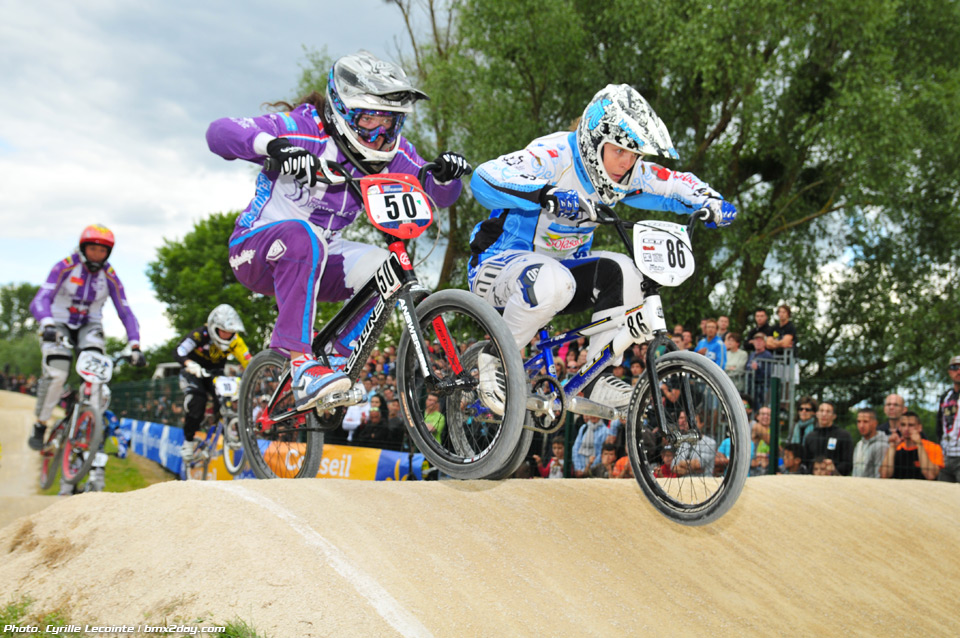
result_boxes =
[39,419,68,490]
[397,289,526,479]
[222,416,245,475]
[625,350,749,526]
[61,408,104,485]
[238,350,324,479]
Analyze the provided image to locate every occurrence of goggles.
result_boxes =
[349,109,405,146]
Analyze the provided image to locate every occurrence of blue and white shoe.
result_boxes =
[291,357,351,411]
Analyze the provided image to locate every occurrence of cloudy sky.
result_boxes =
[0,0,411,348]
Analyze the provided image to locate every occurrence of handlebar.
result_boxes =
[261,157,467,188]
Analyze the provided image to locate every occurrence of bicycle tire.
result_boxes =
[625,350,749,526]
[222,416,245,475]
[397,289,525,479]
[61,408,104,485]
[39,419,68,490]
[238,350,324,479]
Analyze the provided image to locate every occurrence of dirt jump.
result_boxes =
[2,389,959,637]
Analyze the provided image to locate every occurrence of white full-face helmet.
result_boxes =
[576,84,679,205]
[324,50,429,174]
[206,304,245,350]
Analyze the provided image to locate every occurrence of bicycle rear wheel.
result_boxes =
[238,350,324,479]
[222,416,245,475]
[397,289,525,479]
[61,408,104,485]
[625,350,749,526]
[39,419,68,490]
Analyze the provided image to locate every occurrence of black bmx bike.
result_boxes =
[237,159,526,480]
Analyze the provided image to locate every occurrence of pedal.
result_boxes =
[314,383,365,411]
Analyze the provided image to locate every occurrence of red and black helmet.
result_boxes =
[78,224,115,272]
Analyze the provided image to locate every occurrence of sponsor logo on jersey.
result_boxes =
[266,239,287,261]
[540,232,589,252]
[70,276,84,285]
[229,249,256,270]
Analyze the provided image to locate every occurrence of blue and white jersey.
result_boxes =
[468,131,724,274]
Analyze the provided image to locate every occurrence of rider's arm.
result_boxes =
[103,266,141,348]
[206,112,290,164]
[388,138,464,209]
[30,256,75,327]
[173,330,203,365]
[620,162,725,215]
[229,336,253,370]
[470,147,562,212]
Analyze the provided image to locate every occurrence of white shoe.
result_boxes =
[477,352,506,416]
[590,375,633,409]
[181,440,195,462]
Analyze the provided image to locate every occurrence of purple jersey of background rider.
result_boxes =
[30,252,140,345]
[206,103,462,354]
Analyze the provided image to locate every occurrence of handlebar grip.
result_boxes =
[263,158,280,172]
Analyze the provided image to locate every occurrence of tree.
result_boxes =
[0,283,40,340]
[146,212,278,349]
[381,0,960,403]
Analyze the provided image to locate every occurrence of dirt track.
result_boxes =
[2,391,960,637]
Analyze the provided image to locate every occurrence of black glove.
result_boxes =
[432,151,470,182]
[130,347,146,368]
[41,325,58,343]
[266,138,320,187]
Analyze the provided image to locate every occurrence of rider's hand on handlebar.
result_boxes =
[701,199,737,229]
[540,188,596,221]
[129,347,146,368]
[184,360,204,378]
[41,325,58,343]
[431,151,471,182]
[266,138,321,187]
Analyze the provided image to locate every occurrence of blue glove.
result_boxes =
[542,188,582,220]
[703,199,736,229]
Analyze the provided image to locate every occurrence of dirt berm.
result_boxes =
[2,389,959,637]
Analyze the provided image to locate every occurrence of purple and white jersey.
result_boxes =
[30,253,141,346]
[206,103,462,236]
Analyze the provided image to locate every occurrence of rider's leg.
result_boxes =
[76,324,106,412]
[564,252,645,408]
[228,221,349,410]
[179,372,207,460]
[470,251,576,349]
[322,236,389,358]
[470,252,575,414]
[30,326,73,450]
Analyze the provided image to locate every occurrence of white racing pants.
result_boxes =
[469,250,644,362]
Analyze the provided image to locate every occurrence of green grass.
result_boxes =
[0,596,270,637]
[39,436,175,496]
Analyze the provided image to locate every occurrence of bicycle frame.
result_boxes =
[521,206,707,442]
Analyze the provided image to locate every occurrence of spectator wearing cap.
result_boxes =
[746,331,774,408]
[936,355,960,482]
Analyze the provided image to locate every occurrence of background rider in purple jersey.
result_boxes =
[28,224,146,452]
[206,50,470,411]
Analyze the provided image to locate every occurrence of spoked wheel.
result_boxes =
[39,419,68,490]
[61,408,104,485]
[625,350,749,526]
[222,416,246,475]
[397,289,525,479]
[238,350,324,479]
